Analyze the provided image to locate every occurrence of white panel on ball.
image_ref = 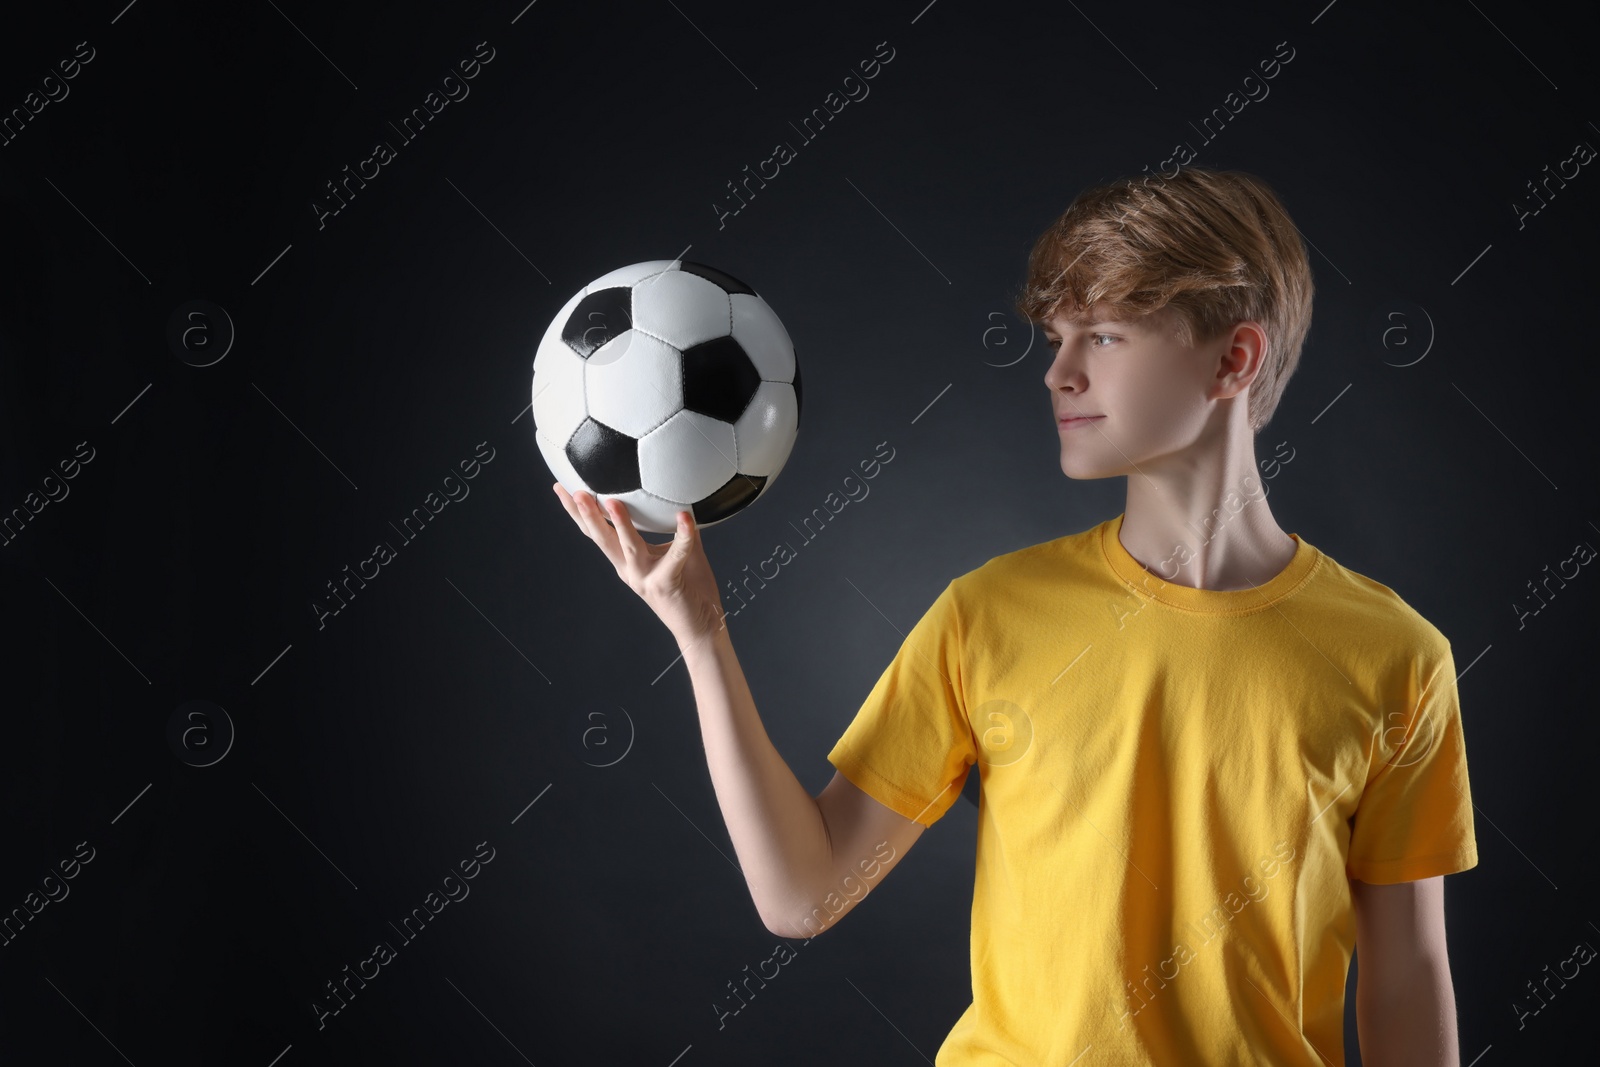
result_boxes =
[729,293,796,382]
[530,342,587,450]
[585,331,682,437]
[632,270,731,350]
[637,409,738,503]
[605,488,682,534]
[733,381,799,477]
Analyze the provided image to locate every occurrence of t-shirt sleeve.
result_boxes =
[827,580,977,829]
[1346,644,1479,884]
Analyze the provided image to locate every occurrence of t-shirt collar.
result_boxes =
[1100,512,1321,614]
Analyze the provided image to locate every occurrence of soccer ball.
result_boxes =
[531,259,802,534]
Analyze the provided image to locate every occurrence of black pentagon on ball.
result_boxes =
[563,288,633,359]
[566,417,641,494]
[682,335,762,423]
[693,472,768,525]
[679,260,756,296]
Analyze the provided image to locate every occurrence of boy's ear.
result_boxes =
[1213,321,1269,400]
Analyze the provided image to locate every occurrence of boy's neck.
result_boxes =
[1117,431,1296,592]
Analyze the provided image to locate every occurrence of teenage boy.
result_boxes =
[553,166,1477,1066]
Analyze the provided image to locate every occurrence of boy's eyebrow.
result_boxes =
[1043,319,1126,335]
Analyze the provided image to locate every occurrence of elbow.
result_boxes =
[761,909,822,940]
[763,916,801,939]
[1356,961,1459,1065]
[760,896,831,940]
[756,876,829,939]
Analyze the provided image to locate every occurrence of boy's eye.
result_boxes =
[1045,334,1117,350]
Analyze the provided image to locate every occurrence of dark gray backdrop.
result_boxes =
[2,0,1595,1064]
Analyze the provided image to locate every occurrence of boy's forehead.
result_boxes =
[1043,305,1161,332]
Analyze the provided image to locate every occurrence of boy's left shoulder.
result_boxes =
[1303,541,1452,661]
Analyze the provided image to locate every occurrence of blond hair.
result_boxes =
[1013,167,1314,433]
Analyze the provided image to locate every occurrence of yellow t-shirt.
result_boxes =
[827,513,1478,1066]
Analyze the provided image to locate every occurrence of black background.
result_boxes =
[1,1,1596,1064]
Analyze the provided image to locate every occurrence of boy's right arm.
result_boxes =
[553,485,923,935]
[681,625,925,937]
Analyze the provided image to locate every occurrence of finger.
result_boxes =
[552,482,579,523]
[666,509,703,565]
[572,490,626,571]
[554,484,601,541]
[605,497,649,564]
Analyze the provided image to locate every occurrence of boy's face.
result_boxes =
[1042,304,1241,481]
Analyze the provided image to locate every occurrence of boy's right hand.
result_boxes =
[552,483,727,650]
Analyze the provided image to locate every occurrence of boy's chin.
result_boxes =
[1059,454,1125,481]
[1059,466,1120,482]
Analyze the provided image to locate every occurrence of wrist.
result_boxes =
[677,620,730,663]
